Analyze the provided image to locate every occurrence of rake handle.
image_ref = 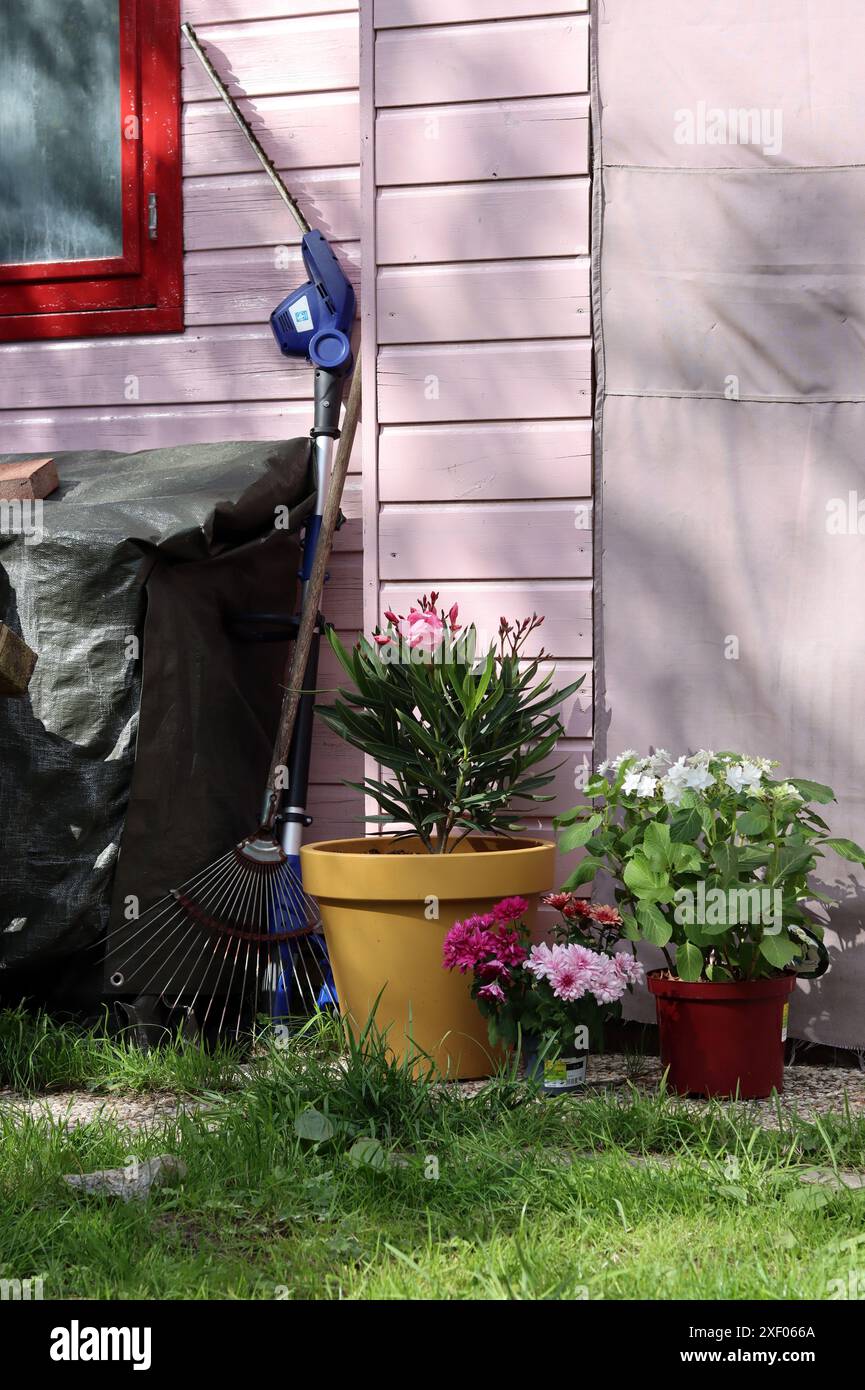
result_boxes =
[264,357,362,825]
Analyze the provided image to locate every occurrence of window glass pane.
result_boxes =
[0,0,122,266]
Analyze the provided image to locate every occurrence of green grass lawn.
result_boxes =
[1,1008,863,1300]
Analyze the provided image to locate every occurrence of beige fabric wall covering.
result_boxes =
[593,0,865,1046]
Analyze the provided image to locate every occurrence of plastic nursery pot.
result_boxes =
[522,1035,588,1095]
[647,970,796,1099]
[299,835,555,1079]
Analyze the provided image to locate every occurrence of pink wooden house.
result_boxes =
[0,0,593,870]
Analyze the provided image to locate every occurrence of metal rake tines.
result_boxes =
[103,836,329,1038]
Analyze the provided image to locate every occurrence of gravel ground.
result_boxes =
[580,1054,865,1126]
[2,1055,864,1135]
[457,1054,865,1128]
[0,1088,191,1132]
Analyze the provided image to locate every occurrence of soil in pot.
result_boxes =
[648,970,796,1099]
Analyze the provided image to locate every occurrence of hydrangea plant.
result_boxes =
[555,750,865,982]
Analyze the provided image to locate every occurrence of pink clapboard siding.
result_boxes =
[0,2,364,841]
[375,96,589,186]
[363,3,593,845]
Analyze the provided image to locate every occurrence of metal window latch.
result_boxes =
[147,193,158,240]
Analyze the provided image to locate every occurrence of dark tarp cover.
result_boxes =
[0,440,314,978]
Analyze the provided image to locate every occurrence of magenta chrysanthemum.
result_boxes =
[477,982,506,1003]
[492,896,529,923]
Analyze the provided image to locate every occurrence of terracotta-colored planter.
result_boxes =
[648,970,796,1099]
[300,834,555,1079]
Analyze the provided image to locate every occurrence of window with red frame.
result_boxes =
[0,0,183,342]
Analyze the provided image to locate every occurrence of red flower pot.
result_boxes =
[647,970,796,1099]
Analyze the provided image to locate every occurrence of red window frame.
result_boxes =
[0,0,184,342]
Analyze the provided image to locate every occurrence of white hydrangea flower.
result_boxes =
[683,764,715,792]
[687,748,714,767]
[660,758,691,804]
[636,774,659,798]
[597,759,611,775]
[612,749,637,770]
[725,761,763,795]
[773,782,802,801]
[644,749,671,775]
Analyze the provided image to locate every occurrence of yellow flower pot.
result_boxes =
[300,835,556,1079]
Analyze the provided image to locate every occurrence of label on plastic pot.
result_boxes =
[543,1054,587,1091]
[781,1002,789,1042]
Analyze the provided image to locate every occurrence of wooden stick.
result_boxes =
[264,359,362,824]
[0,622,37,697]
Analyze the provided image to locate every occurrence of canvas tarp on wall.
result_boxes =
[593,0,865,1046]
[0,441,313,979]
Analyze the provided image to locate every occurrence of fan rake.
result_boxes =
[103,363,361,1041]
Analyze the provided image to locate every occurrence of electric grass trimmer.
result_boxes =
[103,24,360,1037]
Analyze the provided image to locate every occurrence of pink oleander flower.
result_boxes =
[612,952,645,987]
[477,982,506,1003]
[400,606,445,654]
[492,896,529,923]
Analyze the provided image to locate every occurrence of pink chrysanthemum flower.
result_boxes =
[524,942,557,981]
[587,955,627,1005]
[492,896,529,923]
[441,918,498,973]
[612,952,645,987]
[547,943,598,1002]
[495,927,528,966]
[475,958,511,981]
[543,892,572,912]
[590,904,623,926]
[477,982,506,1003]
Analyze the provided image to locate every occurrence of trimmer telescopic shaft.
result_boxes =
[181,22,311,236]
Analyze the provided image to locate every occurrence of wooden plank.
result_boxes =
[318,550,364,629]
[184,0,356,22]
[379,501,592,580]
[185,243,360,325]
[375,0,587,25]
[379,581,592,658]
[377,258,589,343]
[182,15,359,103]
[306,784,370,841]
[184,168,361,251]
[378,421,592,501]
[377,341,592,423]
[359,0,382,642]
[375,17,589,107]
[0,328,332,410]
[0,403,364,458]
[376,179,589,264]
[183,92,359,178]
[539,662,593,741]
[375,96,589,186]
[0,457,58,501]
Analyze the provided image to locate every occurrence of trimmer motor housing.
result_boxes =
[270,229,355,372]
